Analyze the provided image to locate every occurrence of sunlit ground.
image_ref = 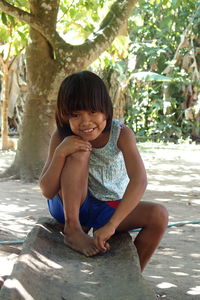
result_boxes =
[0,141,200,299]
[0,145,48,281]
[137,142,200,299]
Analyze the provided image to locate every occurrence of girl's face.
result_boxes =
[67,110,107,141]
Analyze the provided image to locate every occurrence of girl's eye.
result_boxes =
[71,113,79,118]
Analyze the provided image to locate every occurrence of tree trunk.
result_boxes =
[6,26,59,179]
[101,67,129,120]
[1,61,10,150]
[12,94,56,180]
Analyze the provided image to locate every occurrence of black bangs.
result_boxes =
[56,71,113,138]
[61,72,108,113]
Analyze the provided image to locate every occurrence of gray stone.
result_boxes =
[0,217,156,300]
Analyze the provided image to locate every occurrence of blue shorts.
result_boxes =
[47,191,120,229]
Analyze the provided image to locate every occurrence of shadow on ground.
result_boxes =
[0,143,200,299]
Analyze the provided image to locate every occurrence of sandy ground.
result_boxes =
[0,142,200,299]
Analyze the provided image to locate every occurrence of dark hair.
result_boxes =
[55,70,113,138]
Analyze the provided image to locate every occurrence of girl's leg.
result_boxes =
[60,151,99,257]
[116,202,168,272]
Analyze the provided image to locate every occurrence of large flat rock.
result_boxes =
[0,217,156,300]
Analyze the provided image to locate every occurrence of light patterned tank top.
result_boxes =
[88,119,129,201]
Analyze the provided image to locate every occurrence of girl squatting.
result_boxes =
[39,71,168,272]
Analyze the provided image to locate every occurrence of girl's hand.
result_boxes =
[93,222,116,252]
[56,136,92,157]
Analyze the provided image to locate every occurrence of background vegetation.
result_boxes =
[124,0,200,143]
[95,0,200,143]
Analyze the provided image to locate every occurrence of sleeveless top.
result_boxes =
[88,119,129,201]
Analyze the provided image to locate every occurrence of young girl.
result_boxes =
[39,70,168,272]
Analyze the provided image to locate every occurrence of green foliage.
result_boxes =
[0,11,28,57]
[124,81,191,142]
[58,0,113,43]
[125,0,200,142]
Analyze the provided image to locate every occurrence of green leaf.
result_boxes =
[160,16,172,31]
[69,8,76,18]
[8,15,15,26]
[17,30,27,42]
[1,12,7,26]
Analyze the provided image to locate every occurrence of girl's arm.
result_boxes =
[108,125,147,227]
[94,125,147,251]
[39,129,92,199]
[39,129,65,199]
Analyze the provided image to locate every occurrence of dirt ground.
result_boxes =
[0,142,200,299]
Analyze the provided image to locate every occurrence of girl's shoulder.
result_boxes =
[111,119,135,141]
[110,118,125,141]
[112,118,124,128]
[51,128,62,139]
[117,124,137,150]
[50,129,63,147]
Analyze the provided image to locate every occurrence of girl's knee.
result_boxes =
[60,151,90,182]
[68,151,90,163]
[61,151,90,172]
[151,204,169,228]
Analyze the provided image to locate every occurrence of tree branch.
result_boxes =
[72,0,138,64]
[0,0,138,67]
[0,0,33,24]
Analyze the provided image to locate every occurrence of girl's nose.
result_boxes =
[81,112,91,123]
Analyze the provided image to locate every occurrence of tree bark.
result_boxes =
[0,56,15,150]
[101,67,129,120]
[10,26,59,179]
[12,94,56,179]
[1,60,9,150]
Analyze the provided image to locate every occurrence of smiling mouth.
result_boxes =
[80,128,96,134]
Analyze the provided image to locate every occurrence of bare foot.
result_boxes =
[64,227,100,257]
